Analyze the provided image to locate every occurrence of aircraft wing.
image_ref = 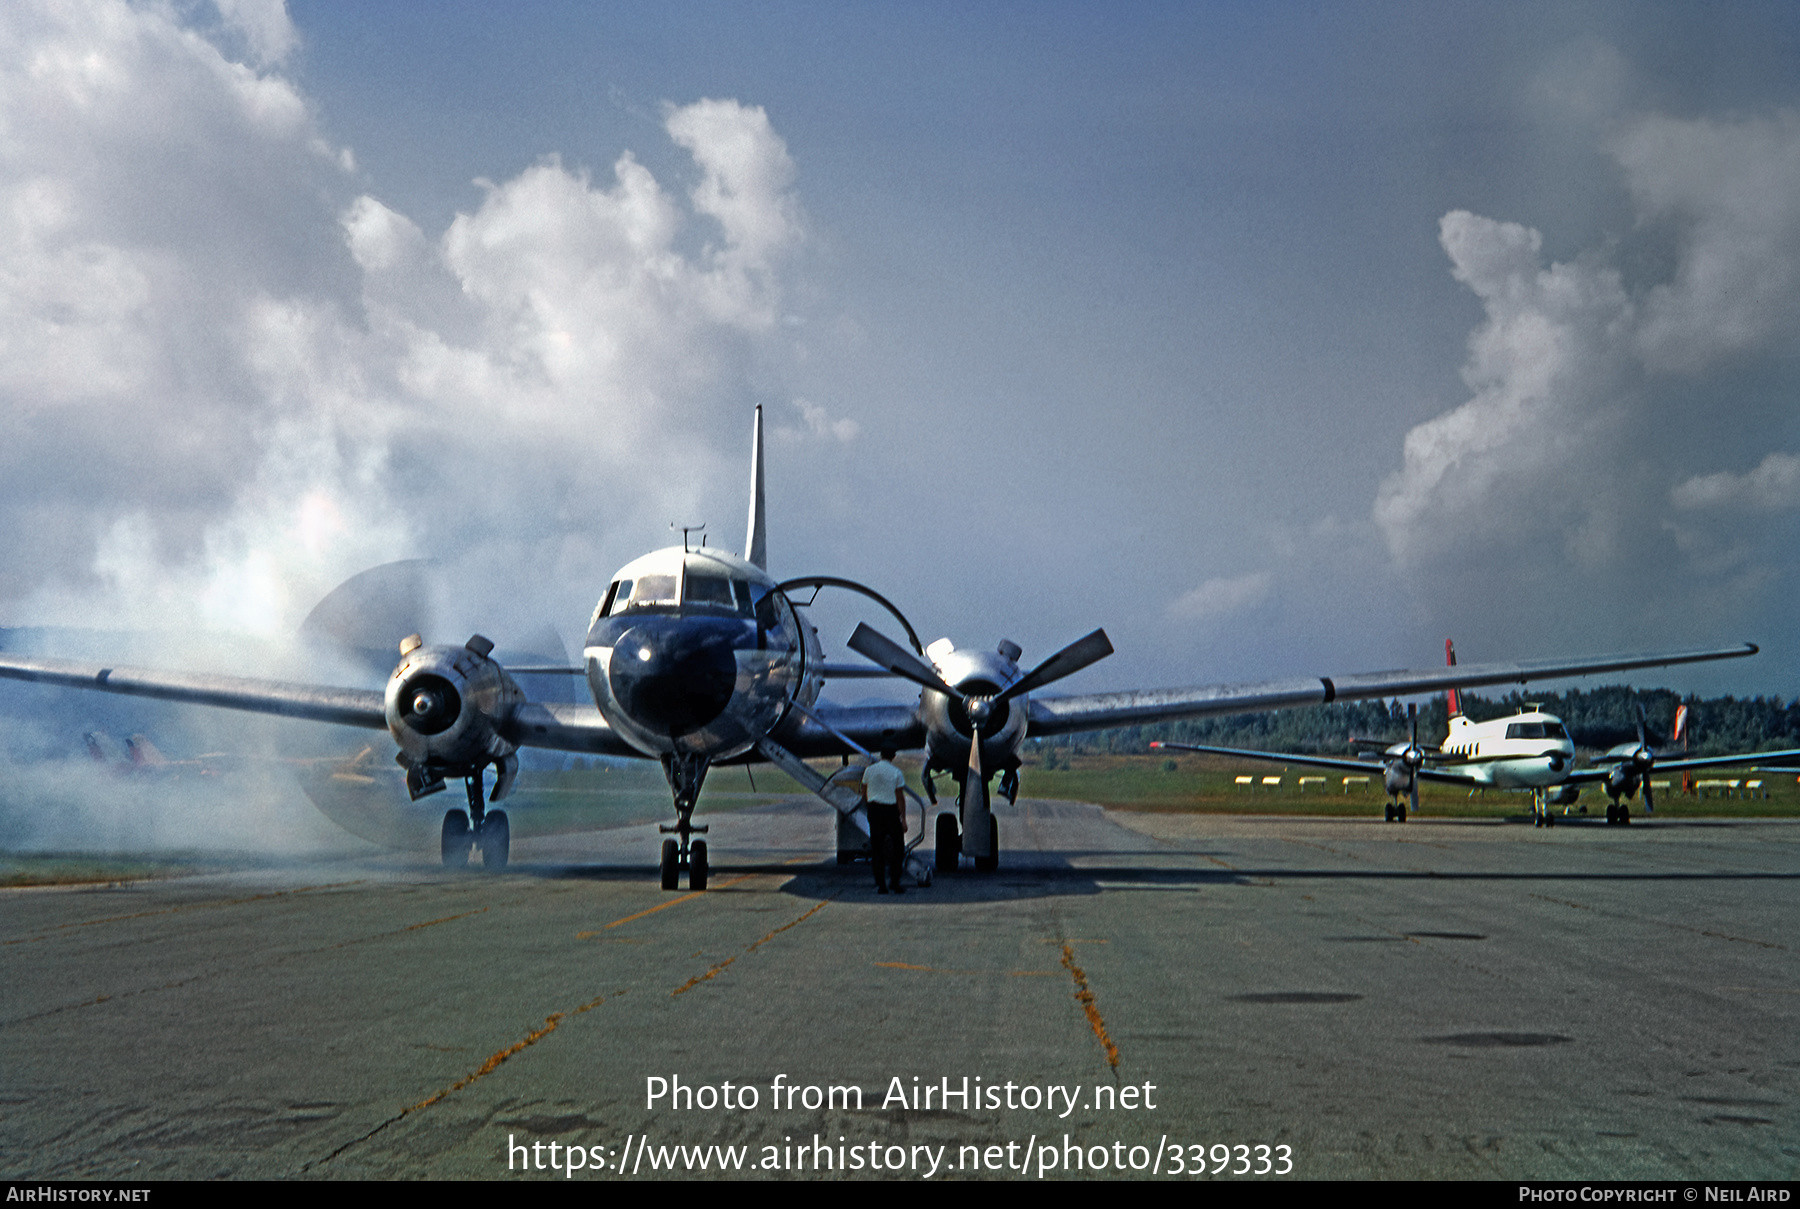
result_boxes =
[0,653,647,759]
[1562,746,1800,784]
[1152,741,1479,786]
[0,654,388,729]
[1023,643,1758,737]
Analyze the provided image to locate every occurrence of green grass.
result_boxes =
[1013,752,1800,819]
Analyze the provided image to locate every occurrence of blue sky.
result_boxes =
[4,0,1799,700]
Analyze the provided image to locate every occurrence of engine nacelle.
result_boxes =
[384,633,524,800]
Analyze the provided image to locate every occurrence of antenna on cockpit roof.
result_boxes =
[672,523,706,553]
[745,405,767,570]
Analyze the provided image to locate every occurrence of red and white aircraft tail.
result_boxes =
[1445,639,1462,719]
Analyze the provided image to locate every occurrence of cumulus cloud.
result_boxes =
[1167,571,1272,623]
[1672,451,1800,512]
[1374,104,1800,598]
[0,3,818,647]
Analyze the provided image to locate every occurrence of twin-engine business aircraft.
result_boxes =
[0,412,1764,885]
[1156,641,1799,827]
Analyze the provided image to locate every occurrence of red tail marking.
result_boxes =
[1445,639,1461,718]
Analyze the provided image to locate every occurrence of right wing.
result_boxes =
[1024,643,1758,736]
[0,654,646,759]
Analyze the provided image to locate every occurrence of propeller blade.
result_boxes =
[1643,775,1655,813]
[1410,775,1419,819]
[1635,698,1649,748]
[847,623,960,697]
[964,727,988,831]
[995,629,1114,703]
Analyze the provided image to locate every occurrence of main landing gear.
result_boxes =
[658,750,711,891]
[1384,801,1408,822]
[1605,802,1633,825]
[440,767,509,870]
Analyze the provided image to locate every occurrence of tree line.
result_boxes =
[1039,685,1800,758]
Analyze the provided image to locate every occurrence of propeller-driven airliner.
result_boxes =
[0,412,1765,883]
[1155,642,1798,826]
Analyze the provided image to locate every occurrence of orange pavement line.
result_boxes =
[584,874,756,935]
[1062,942,1120,1069]
[405,907,488,931]
[671,898,831,997]
[404,993,615,1115]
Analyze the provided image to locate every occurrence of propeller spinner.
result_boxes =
[847,622,1113,867]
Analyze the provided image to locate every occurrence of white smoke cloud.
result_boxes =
[1167,571,1272,623]
[0,2,817,647]
[1374,104,1800,604]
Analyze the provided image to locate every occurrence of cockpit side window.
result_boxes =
[733,579,753,615]
[1543,721,1568,741]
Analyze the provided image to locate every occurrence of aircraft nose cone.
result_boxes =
[608,621,738,736]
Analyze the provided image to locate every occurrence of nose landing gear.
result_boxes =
[658,750,712,890]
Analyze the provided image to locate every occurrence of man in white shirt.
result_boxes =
[863,749,907,894]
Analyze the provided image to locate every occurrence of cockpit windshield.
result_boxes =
[612,574,678,612]
[1504,721,1569,741]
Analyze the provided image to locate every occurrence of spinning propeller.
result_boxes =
[846,623,1114,842]
[1601,699,1660,812]
[1384,702,1426,817]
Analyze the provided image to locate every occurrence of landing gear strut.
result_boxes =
[440,766,509,869]
[658,750,712,891]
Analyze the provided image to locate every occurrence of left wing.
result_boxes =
[1152,741,1480,786]
[1024,643,1758,736]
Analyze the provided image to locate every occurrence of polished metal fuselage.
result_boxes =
[583,546,822,760]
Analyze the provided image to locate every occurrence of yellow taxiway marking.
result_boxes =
[1062,942,1119,1069]
[404,992,619,1115]
[581,874,757,935]
[875,962,1058,976]
[670,898,832,997]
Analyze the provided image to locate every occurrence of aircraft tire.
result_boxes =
[691,840,708,891]
[441,810,471,868]
[660,839,680,890]
[974,817,998,872]
[936,813,959,873]
[479,810,509,871]
[1384,804,1394,822]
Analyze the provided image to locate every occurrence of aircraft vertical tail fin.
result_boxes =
[1445,639,1462,718]
[745,405,767,570]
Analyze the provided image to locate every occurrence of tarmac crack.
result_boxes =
[1529,893,1787,950]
